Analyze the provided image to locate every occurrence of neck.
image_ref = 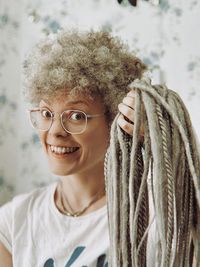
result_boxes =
[55,163,106,215]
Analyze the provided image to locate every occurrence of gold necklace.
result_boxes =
[58,181,105,217]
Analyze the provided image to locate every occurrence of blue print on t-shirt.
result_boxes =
[65,246,86,267]
[96,254,108,267]
[44,258,54,267]
[43,246,108,267]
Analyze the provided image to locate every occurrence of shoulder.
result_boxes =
[12,182,57,214]
[0,182,57,222]
[0,182,57,253]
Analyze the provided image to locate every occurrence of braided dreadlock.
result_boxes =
[104,77,200,267]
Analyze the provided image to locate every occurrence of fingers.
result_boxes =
[126,89,136,98]
[117,91,135,136]
[118,102,135,123]
[117,114,134,136]
[122,96,135,109]
[117,89,144,138]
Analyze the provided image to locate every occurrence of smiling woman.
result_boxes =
[0,29,199,267]
[0,29,146,267]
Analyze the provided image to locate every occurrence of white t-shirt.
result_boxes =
[0,182,109,267]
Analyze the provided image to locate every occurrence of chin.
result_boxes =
[49,162,71,176]
[49,165,71,176]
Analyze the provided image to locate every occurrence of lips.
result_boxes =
[48,144,80,155]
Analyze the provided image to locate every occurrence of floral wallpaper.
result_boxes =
[0,0,200,205]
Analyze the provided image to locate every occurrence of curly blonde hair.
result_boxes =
[23,29,147,121]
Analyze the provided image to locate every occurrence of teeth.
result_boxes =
[50,145,78,154]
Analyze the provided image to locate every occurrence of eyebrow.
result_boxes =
[40,99,89,107]
[67,100,89,106]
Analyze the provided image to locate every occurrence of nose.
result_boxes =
[48,115,70,137]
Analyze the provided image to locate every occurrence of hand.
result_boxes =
[117,90,144,137]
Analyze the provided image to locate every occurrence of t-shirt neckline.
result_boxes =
[49,181,107,221]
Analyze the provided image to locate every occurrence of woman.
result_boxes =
[0,30,146,266]
[0,30,199,267]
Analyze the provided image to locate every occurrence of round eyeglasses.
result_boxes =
[27,108,104,134]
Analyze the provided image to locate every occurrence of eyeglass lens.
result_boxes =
[30,109,87,134]
[62,110,87,133]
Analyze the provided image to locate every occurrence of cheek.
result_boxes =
[83,124,109,153]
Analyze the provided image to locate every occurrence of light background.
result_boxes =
[0,0,200,205]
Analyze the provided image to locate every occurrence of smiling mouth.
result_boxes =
[50,145,80,155]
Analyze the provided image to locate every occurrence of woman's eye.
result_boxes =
[41,109,52,119]
[70,112,85,121]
